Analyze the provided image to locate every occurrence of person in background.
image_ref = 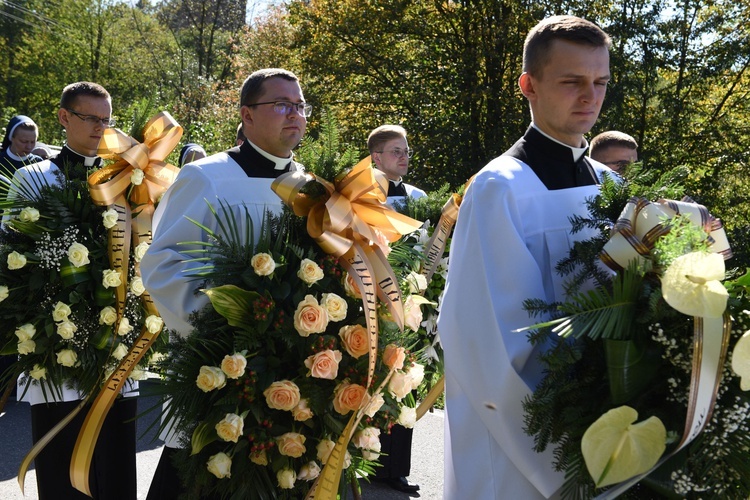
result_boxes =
[0,115,43,173]
[178,143,207,168]
[236,122,246,146]
[438,16,612,499]
[590,130,638,173]
[142,68,309,500]
[32,142,53,160]
[367,124,426,208]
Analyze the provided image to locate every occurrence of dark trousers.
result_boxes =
[31,397,137,500]
[146,446,183,500]
[374,424,414,479]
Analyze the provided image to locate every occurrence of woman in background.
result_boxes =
[0,115,43,173]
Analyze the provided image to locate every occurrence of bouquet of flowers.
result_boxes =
[520,167,750,499]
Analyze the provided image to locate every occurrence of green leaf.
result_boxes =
[191,421,218,455]
[203,285,260,330]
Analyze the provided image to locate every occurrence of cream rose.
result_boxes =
[67,242,90,268]
[343,272,361,299]
[352,426,381,451]
[250,252,276,276]
[220,353,247,379]
[277,432,306,458]
[19,206,40,222]
[52,301,72,322]
[129,365,147,380]
[403,295,424,332]
[263,380,300,411]
[388,371,414,401]
[316,439,336,464]
[29,364,46,380]
[298,258,324,285]
[292,398,314,421]
[338,324,369,359]
[57,349,78,367]
[0,285,8,302]
[321,293,347,322]
[297,461,321,481]
[56,320,77,340]
[102,208,119,229]
[249,450,268,466]
[99,306,117,325]
[383,344,406,370]
[102,269,122,288]
[17,339,35,355]
[117,317,134,336]
[304,349,342,380]
[363,392,385,417]
[7,251,27,270]
[407,362,426,390]
[277,468,296,489]
[196,365,227,392]
[112,343,129,360]
[215,413,244,443]
[398,406,417,428]
[15,323,36,342]
[130,276,145,296]
[293,295,329,337]
[133,241,150,262]
[405,271,428,293]
[144,315,164,334]
[333,381,366,415]
[206,452,232,479]
[130,167,145,186]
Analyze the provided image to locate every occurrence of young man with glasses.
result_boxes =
[590,130,638,174]
[368,125,426,208]
[8,81,138,500]
[141,68,308,499]
[438,16,613,499]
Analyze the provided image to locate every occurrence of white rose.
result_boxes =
[0,285,8,302]
[117,317,134,336]
[17,339,35,355]
[19,207,40,222]
[29,364,46,380]
[405,271,428,293]
[67,242,90,268]
[388,371,414,401]
[277,468,296,489]
[56,349,78,367]
[206,452,232,479]
[364,392,385,417]
[297,461,321,481]
[15,323,36,342]
[316,439,336,464]
[7,251,27,270]
[99,306,117,325]
[397,406,417,428]
[298,258,324,285]
[144,315,163,334]
[128,276,145,297]
[129,365,147,380]
[250,252,276,276]
[52,301,72,322]
[403,295,424,332]
[102,208,119,229]
[133,242,150,262]
[102,269,122,288]
[352,426,381,451]
[112,343,129,360]
[130,168,145,186]
[406,362,426,390]
[343,450,352,469]
[363,449,381,461]
[321,293,348,322]
[215,413,244,443]
[56,320,77,340]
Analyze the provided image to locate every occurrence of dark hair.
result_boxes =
[240,69,300,107]
[590,130,638,156]
[523,16,611,77]
[367,125,407,154]
[60,81,111,109]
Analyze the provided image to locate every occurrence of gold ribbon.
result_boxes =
[272,157,422,499]
[421,193,461,283]
[594,197,732,498]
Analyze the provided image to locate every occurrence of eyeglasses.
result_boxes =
[604,160,633,169]
[245,101,313,118]
[65,108,116,127]
[375,148,414,159]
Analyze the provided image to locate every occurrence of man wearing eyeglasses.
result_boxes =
[8,81,138,500]
[141,68,308,499]
[590,130,638,174]
[368,125,426,208]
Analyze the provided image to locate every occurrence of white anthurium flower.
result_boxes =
[661,251,728,318]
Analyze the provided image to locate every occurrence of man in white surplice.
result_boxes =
[438,16,614,499]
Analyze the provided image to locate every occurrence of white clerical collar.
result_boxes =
[64,144,100,166]
[246,139,293,170]
[389,177,403,187]
[6,149,29,162]
[531,123,589,162]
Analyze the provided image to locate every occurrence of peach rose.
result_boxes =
[293,295,329,337]
[388,371,413,401]
[321,293,347,322]
[251,252,276,276]
[196,365,227,392]
[382,344,406,370]
[343,272,361,299]
[406,362,426,390]
[363,392,385,417]
[263,380,300,411]
[338,324,369,359]
[292,399,314,422]
[276,432,306,458]
[304,349,342,380]
[298,258,324,285]
[333,381,366,415]
[352,426,381,451]
[215,413,244,443]
[220,353,247,379]
[297,461,321,481]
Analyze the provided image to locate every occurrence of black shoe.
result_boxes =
[377,476,420,493]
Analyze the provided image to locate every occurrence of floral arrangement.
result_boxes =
[520,167,750,499]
